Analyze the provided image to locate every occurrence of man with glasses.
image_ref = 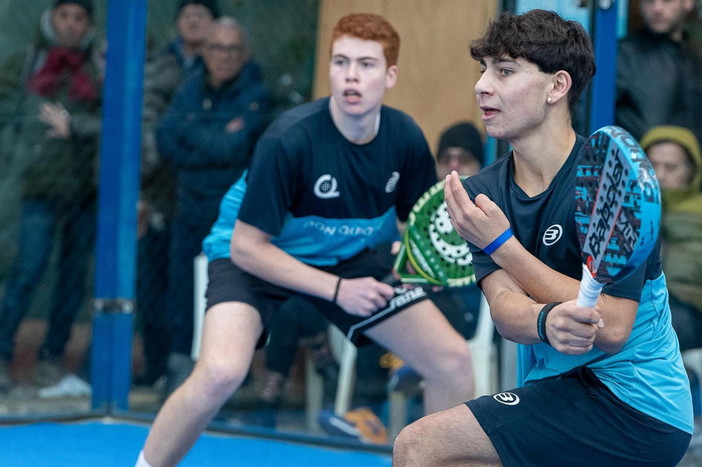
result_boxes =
[137,0,221,388]
[153,16,272,397]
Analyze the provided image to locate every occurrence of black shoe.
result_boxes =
[133,369,166,387]
[249,397,281,428]
[0,360,12,392]
[387,364,423,397]
[33,358,66,388]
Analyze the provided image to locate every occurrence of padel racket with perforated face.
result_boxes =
[394,180,475,287]
[574,125,661,307]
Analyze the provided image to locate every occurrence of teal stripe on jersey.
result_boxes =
[202,171,247,262]
[202,171,400,266]
[272,210,399,266]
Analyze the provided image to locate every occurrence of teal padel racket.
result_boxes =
[575,126,661,307]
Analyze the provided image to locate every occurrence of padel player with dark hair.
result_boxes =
[135,13,473,467]
[394,9,692,466]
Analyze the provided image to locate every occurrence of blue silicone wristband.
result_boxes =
[483,228,513,255]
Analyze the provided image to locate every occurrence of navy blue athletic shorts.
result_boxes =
[205,247,430,347]
[466,366,691,467]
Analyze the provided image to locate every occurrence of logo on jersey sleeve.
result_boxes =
[314,174,340,199]
[385,171,400,193]
[542,224,563,246]
[493,392,520,405]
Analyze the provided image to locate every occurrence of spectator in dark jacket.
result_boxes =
[156,16,271,396]
[616,0,702,142]
[134,0,220,387]
[141,0,220,136]
[0,0,102,391]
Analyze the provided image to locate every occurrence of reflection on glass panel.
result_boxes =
[0,0,102,420]
[0,1,496,458]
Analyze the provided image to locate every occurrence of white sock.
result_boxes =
[135,450,153,467]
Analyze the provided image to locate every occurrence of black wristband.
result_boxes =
[332,277,343,304]
[537,302,561,346]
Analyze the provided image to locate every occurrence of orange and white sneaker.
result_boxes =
[318,407,388,444]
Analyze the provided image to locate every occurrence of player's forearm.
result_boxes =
[490,237,580,303]
[590,294,635,353]
[486,272,632,355]
[489,289,544,345]
[480,270,542,344]
[230,233,338,302]
[492,241,634,352]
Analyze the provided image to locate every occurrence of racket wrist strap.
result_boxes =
[537,302,560,346]
[332,277,343,304]
[483,227,513,255]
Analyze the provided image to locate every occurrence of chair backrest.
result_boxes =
[192,253,209,360]
[469,293,496,397]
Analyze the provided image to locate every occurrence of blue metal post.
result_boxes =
[588,0,619,133]
[90,0,147,412]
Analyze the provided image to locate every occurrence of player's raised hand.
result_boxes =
[334,276,395,317]
[545,300,604,355]
[444,171,510,250]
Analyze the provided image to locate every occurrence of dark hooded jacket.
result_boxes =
[0,8,102,204]
[616,28,702,143]
[155,59,271,227]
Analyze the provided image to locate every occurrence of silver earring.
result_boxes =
[547,97,552,103]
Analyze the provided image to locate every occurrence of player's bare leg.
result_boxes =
[393,404,500,466]
[365,301,474,413]
[141,303,263,467]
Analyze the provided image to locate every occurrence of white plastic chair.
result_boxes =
[385,293,496,439]
[192,253,208,360]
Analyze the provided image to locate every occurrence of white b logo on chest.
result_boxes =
[542,224,563,246]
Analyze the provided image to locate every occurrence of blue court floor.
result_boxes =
[0,418,392,466]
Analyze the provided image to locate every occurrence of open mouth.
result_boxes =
[481,106,499,117]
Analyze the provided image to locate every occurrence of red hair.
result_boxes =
[330,13,400,67]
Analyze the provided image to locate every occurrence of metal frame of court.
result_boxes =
[58,0,618,453]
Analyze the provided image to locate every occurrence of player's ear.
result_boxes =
[385,64,398,89]
[547,70,571,105]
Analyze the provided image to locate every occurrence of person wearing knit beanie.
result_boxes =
[53,0,93,17]
[641,125,702,359]
[436,121,484,179]
[641,125,702,199]
[178,0,220,19]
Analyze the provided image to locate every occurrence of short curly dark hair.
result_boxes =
[330,13,400,68]
[470,9,595,111]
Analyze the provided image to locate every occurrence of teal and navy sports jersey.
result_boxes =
[203,97,437,266]
[463,135,693,434]
[466,136,662,298]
